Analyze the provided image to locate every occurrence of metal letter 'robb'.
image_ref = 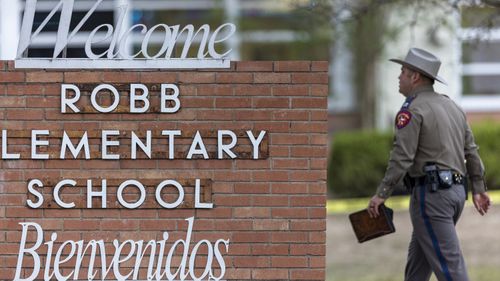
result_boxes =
[395,96,415,129]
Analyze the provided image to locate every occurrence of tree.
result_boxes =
[299,0,500,129]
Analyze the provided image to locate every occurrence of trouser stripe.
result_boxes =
[419,186,453,281]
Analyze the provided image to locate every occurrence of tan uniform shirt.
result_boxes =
[376,85,487,198]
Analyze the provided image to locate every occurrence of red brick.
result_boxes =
[214,195,252,206]
[290,244,325,255]
[6,109,44,120]
[273,110,309,121]
[3,161,43,169]
[5,84,42,95]
[235,160,271,170]
[311,61,329,72]
[0,195,24,206]
[271,134,309,145]
[0,244,21,255]
[252,269,288,280]
[233,207,270,218]
[0,64,328,281]
[290,195,326,207]
[311,158,327,170]
[0,97,25,107]
[0,219,23,230]
[271,232,308,243]
[310,256,326,268]
[234,183,269,194]
[273,85,309,96]
[272,208,308,218]
[273,159,308,169]
[139,72,177,83]
[253,219,289,231]
[252,244,289,255]
[290,220,326,231]
[234,85,272,96]
[215,220,252,230]
[236,61,273,72]
[252,171,289,182]
[182,97,214,108]
[272,183,308,194]
[234,110,272,121]
[197,109,233,120]
[213,171,252,182]
[178,72,215,83]
[290,269,325,280]
[274,61,311,72]
[311,84,329,96]
[216,73,253,83]
[292,73,328,84]
[101,219,139,230]
[292,97,327,109]
[268,146,289,157]
[224,269,251,280]
[215,97,251,108]
[63,219,101,230]
[253,97,289,108]
[197,84,233,96]
[289,170,327,181]
[290,146,327,158]
[102,72,139,82]
[64,72,102,83]
[232,232,270,243]
[309,231,326,243]
[254,73,290,84]
[311,110,328,121]
[0,72,24,83]
[309,183,327,195]
[272,256,308,267]
[5,207,43,218]
[233,256,270,267]
[254,121,290,133]
[253,195,289,206]
[26,72,63,82]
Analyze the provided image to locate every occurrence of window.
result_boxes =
[460,6,500,111]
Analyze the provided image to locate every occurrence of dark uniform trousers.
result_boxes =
[405,183,469,281]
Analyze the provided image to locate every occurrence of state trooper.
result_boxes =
[367,48,491,281]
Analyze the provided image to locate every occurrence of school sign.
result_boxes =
[0,1,328,280]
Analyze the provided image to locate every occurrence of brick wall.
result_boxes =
[0,60,328,280]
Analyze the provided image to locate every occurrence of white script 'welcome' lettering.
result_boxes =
[15,0,235,69]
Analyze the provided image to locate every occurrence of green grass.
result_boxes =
[326,267,500,281]
[327,190,500,214]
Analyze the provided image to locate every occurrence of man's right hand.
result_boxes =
[473,192,491,216]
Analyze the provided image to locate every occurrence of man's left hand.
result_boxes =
[368,195,386,218]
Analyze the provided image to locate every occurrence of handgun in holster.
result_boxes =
[423,163,439,192]
[403,173,415,193]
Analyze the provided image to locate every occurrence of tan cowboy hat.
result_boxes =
[390,47,447,85]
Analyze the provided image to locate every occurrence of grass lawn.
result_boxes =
[327,197,500,281]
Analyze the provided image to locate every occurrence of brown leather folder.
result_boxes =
[349,204,395,243]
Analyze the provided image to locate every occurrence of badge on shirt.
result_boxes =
[395,110,412,129]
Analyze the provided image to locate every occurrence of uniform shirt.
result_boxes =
[376,85,487,198]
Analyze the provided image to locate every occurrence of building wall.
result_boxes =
[0,60,328,280]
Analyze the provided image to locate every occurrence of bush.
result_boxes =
[328,123,500,198]
[328,130,393,198]
[469,122,500,189]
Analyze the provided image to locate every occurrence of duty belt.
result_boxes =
[415,171,465,186]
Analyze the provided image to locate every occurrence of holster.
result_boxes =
[423,163,440,192]
[403,173,415,193]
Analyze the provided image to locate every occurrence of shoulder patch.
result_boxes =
[395,110,412,129]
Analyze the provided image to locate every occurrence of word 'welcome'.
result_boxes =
[16,0,235,69]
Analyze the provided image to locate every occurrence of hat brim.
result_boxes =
[390,58,447,85]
